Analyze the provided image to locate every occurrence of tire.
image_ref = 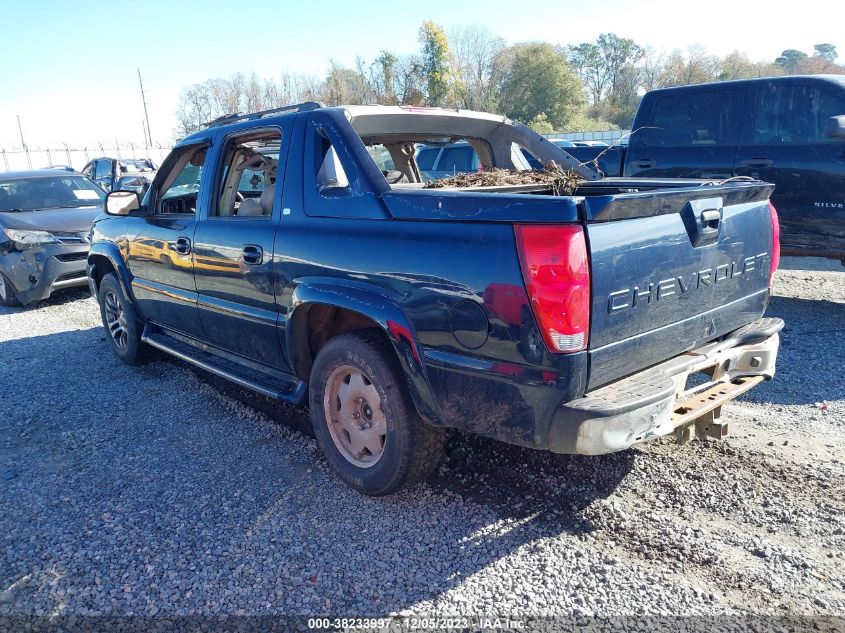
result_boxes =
[309,329,444,496]
[518,307,545,365]
[97,272,149,365]
[0,272,20,307]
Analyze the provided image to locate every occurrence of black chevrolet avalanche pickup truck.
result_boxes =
[87,103,783,495]
[567,75,845,263]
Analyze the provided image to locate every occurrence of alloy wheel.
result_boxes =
[104,291,129,350]
[323,364,387,467]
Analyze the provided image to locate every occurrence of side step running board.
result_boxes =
[142,329,307,404]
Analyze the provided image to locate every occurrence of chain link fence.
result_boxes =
[1,145,173,172]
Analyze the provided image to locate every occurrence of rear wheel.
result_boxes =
[309,330,444,496]
[98,272,149,365]
[0,272,20,307]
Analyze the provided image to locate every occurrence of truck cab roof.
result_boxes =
[647,74,845,95]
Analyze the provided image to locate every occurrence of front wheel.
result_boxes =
[309,330,444,496]
[0,272,20,307]
[97,272,149,365]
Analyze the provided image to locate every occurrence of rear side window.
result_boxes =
[752,83,845,144]
[646,90,737,146]
[438,146,475,172]
[415,148,439,171]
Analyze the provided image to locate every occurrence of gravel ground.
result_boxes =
[0,257,843,627]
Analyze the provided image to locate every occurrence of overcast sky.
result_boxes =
[0,0,842,150]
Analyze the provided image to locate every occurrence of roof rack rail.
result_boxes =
[203,102,325,128]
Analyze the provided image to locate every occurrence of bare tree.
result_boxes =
[173,71,327,137]
[659,46,720,87]
[449,25,506,111]
[639,48,667,91]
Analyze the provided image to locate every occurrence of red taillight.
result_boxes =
[514,224,590,353]
[768,202,780,284]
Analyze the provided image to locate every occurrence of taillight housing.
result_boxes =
[514,224,590,353]
[768,202,780,284]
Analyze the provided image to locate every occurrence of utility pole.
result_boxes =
[17,115,31,168]
[16,115,27,150]
[138,69,153,147]
[141,120,149,152]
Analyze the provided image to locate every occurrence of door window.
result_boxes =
[94,159,112,180]
[214,129,282,219]
[752,83,845,144]
[155,145,209,214]
[646,90,737,146]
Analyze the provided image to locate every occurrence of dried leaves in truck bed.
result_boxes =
[422,161,586,196]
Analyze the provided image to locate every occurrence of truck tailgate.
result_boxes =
[584,181,776,389]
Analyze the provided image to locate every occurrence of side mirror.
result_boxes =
[825,115,845,140]
[105,190,140,216]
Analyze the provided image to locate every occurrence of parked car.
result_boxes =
[570,140,609,147]
[40,165,76,172]
[415,141,485,180]
[521,139,576,169]
[88,103,782,495]
[0,169,105,306]
[568,75,845,263]
[81,157,157,195]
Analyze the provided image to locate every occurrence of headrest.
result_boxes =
[237,198,263,216]
[259,184,276,215]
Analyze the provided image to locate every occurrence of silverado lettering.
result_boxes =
[607,252,769,314]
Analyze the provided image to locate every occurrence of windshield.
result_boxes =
[0,176,106,211]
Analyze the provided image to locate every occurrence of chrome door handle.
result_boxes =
[241,244,263,265]
[175,237,192,255]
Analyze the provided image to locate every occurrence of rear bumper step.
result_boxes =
[548,317,783,455]
[672,375,764,428]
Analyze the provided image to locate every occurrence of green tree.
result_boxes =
[567,33,643,106]
[527,113,554,134]
[496,42,585,130]
[814,43,837,62]
[418,21,451,106]
[775,49,808,72]
[372,51,399,104]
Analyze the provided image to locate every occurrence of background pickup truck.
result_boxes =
[88,103,783,496]
[565,75,845,264]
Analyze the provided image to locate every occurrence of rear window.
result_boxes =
[646,90,737,146]
[438,146,475,172]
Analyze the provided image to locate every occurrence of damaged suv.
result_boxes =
[0,169,105,306]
